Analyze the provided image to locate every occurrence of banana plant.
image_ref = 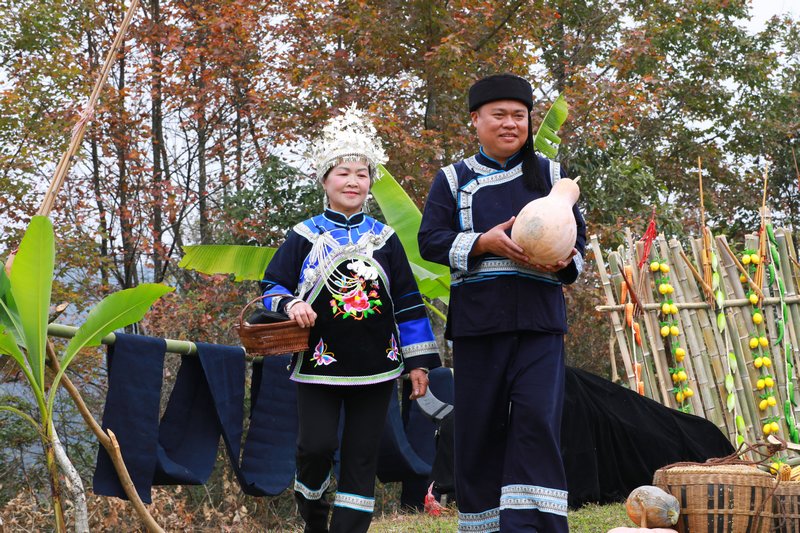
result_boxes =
[0,216,173,532]
[178,94,569,311]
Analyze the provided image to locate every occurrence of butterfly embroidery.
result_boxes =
[311,338,337,367]
[386,334,400,362]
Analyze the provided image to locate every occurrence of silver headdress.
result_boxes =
[309,105,388,182]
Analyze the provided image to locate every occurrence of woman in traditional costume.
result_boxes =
[259,106,441,533]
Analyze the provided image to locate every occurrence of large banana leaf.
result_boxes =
[49,283,174,410]
[372,165,450,302]
[9,215,54,389]
[179,244,277,282]
[0,324,27,376]
[0,268,23,346]
[534,93,568,159]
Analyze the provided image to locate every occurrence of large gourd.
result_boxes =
[511,178,580,265]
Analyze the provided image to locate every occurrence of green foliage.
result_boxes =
[179,245,277,282]
[0,216,173,528]
[372,165,450,303]
[534,94,568,159]
[218,156,320,247]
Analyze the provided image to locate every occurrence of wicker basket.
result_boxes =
[236,296,309,356]
[773,480,800,532]
[653,464,776,533]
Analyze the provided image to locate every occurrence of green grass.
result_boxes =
[368,502,631,532]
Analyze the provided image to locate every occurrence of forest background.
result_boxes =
[0,0,799,529]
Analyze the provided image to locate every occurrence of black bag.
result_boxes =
[246,307,290,325]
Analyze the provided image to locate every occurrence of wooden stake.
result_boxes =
[698,157,714,306]
[754,163,770,293]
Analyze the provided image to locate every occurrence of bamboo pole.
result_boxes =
[709,237,753,446]
[684,236,728,432]
[37,0,141,216]
[659,237,707,417]
[775,231,800,430]
[717,235,760,447]
[590,235,637,389]
[596,295,800,312]
[632,238,666,401]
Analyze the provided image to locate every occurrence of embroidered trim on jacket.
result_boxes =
[290,365,404,386]
[443,164,459,198]
[451,258,560,285]
[499,484,568,517]
[549,160,561,186]
[574,253,585,274]
[457,507,500,533]
[401,341,439,359]
[464,155,494,176]
[333,491,375,513]
[449,232,481,271]
[457,165,522,231]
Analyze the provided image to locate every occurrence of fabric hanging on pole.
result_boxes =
[93,333,166,503]
[93,336,299,501]
[152,344,245,487]
[238,356,298,495]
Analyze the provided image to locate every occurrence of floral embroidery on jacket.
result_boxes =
[311,338,336,367]
[386,334,399,362]
[329,259,382,320]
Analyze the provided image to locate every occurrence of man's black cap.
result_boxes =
[468,74,533,112]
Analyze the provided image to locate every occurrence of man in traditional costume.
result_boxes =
[260,106,441,533]
[418,74,586,532]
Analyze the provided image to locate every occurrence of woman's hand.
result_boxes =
[408,368,429,400]
[287,301,317,328]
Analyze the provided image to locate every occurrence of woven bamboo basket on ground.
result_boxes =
[236,296,309,356]
[773,480,800,532]
[653,464,776,533]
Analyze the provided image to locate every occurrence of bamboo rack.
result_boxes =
[592,225,800,459]
[46,323,246,357]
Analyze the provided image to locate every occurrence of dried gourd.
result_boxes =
[625,485,679,528]
[511,178,580,265]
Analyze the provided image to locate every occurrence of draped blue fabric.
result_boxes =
[93,335,434,502]
[93,333,166,503]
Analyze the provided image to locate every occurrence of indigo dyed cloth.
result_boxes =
[93,336,297,502]
[93,333,166,503]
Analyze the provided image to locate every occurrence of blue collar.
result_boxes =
[322,208,366,227]
[476,147,523,170]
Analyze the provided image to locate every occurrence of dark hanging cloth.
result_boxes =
[93,336,298,502]
[561,366,734,508]
[426,366,736,509]
[238,355,298,495]
[93,333,166,503]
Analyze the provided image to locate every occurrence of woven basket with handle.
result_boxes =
[236,296,309,356]
[653,463,776,533]
[773,480,800,532]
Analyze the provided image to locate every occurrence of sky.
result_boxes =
[749,0,800,31]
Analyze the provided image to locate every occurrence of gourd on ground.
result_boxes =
[511,178,580,265]
[624,485,680,528]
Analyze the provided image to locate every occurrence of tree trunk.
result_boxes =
[43,419,66,533]
[87,29,110,295]
[116,47,136,288]
[149,0,166,282]
[51,422,88,533]
[197,53,209,244]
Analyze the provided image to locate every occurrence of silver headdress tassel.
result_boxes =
[309,105,388,182]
